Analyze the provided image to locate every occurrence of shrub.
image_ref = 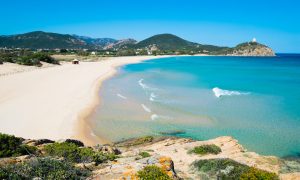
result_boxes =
[240,167,279,180]
[0,157,90,179]
[44,142,117,164]
[0,52,14,63]
[188,144,221,155]
[16,56,41,66]
[33,53,59,64]
[0,51,58,66]
[137,165,171,180]
[0,133,37,158]
[192,158,279,179]
[139,151,151,158]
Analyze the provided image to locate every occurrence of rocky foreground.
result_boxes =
[1,133,300,179]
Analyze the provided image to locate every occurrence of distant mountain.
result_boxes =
[0,31,89,49]
[0,31,136,50]
[104,38,137,50]
[72,35,117,48]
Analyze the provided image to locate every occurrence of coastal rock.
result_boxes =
[94,144,121,155]
[93,155,178,179]
[229,42,275,56]
[280,172,300,180]
[114,136,282,179]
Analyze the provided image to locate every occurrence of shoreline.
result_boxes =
[0,55,169,145]
[73,55,171,146]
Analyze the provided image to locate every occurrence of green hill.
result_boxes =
[131,34,227,53]
[134,34,197,50]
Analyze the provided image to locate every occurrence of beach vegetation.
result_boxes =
[137,165,171,180]
[0,157,90,179]
[240,167,279,180]
[192,158,278,179]
[0,50,59,66]
[132,136,154,146]
[116,49,136,56]
[0,133,37,158]
[77,50,90,56]
[44,142,118,164]
[139,151,151,158]
[188,144,221,155]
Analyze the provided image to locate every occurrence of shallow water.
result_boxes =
[90,54,300,157]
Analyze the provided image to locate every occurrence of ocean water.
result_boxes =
[90,54,300,157]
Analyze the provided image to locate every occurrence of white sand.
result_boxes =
[0,56,166,143]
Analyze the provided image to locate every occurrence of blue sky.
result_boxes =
[1,0,299,53]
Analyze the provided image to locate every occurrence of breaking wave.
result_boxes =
[212,87,249,98]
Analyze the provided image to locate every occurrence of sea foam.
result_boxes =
[212,87,249,98]
[117,93,127,99]
[149,92,158,102]
[141,104,152,113]
[138,79,157,91]
[151,114,172,121]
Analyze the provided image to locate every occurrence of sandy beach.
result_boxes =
[0,56,166,145]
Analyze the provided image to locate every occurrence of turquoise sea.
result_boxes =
[90,55,300,158]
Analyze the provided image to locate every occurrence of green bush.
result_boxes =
[139,151,151,158]
[137,165,171,180]
[0,133,37,158]
[0,51,58,66]
[0,52,14,63]
[0,157,90,179]
[44,142,117,164]
[17,56,41,66]
[188,144,221,155]
[33,53,59,64]
[192,158,279,180]
[240,167,279,180]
